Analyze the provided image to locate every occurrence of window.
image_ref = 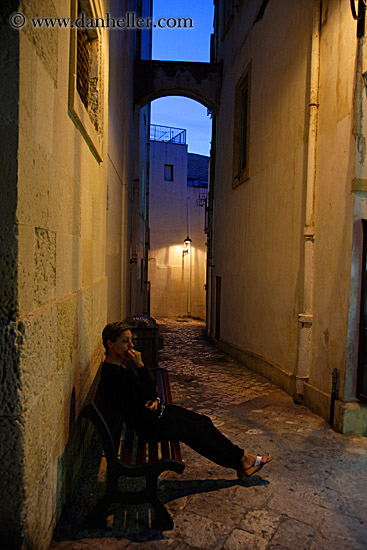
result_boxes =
[233,63,251,188]
[76,24,100,132]
[68,0,104,162]
[164,164,174,181]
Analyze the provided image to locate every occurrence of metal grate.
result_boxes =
[77,29,89,108]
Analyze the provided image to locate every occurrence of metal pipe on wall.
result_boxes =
[295,0,321,400]
[187,197,191,315]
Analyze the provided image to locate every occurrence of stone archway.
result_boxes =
[134,60,222,113]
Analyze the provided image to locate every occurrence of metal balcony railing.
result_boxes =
[150,124,187,144]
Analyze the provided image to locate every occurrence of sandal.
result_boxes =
[237,454,272,480]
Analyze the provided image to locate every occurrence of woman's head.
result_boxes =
[102,321,132,354]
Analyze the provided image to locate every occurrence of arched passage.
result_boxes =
[132,63,218,318]
[148,109,210,319]
[134,60,222,114]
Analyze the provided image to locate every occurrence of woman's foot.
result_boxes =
[236,452,273,480]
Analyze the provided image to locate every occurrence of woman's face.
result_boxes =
[108,329,134,362]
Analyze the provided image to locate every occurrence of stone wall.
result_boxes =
[0,0,139,547]
[16,0,108,544]
[0,2,24,547]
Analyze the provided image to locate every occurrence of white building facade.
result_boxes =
[149,126,208,319]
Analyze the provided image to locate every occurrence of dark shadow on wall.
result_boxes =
[0,322,25,550]
[0,4,24,548]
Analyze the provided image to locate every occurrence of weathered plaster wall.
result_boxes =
[212,0,356,423]
[308,0,355,404]
[1,0,148,545]
[149,141,206,319]
[214,0,311,373]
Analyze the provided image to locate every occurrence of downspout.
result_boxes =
[295,0,321,401]
[187,197,191,316]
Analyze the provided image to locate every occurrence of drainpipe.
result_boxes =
[187,197,191,315]
[295,0,321,401]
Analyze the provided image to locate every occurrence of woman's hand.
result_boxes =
[145,399,159,412]
[126,349,144,368]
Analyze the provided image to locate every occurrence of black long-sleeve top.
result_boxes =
[98,361,159,436]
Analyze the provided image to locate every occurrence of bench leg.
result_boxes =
[146,475,174,531]
[150,495,174,530]
[84,493,112,528]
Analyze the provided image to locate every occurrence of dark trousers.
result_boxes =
[148,405,244,470]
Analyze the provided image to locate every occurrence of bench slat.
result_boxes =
[136,437,147,465]
[170,440,182,462]
[148,441,159,463]
[161,440,171,460]
[121,426,135,465]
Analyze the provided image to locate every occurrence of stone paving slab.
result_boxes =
[50,318,367,550]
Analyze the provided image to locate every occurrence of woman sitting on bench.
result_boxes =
[99,321,273,481]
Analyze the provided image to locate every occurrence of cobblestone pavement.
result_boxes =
[50,318,367,550]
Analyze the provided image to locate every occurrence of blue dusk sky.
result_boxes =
[151,0,214,156]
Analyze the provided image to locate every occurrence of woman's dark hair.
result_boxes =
[102,321,131,353]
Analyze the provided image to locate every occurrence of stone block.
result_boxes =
[169,510,225,549]
[270,518,314,549]
[91,192,102,241]
[0,416,25,550]
[18,224,35,317]
[24,450,57,549]
[77,281,105,402]
[34,227,56,307]
[240,509,281,540]
[223,528,268,550]
[81,238,94,287]
[21,0,58,87]
[49,160,81,237]
[17,136,50,229]
[56,233,81,299]
[319,510,367,549]
[188,492,243,527]
[19,34,37,136]
[0,321,23,416]
[57,294,79,370]
[80,185,93,241]
[52,90,69,166]
[20,304,57,409]
[267,478,330,526]
[34,57,55,157]
[56,24,69,100]
[93,238,105,281]
[334,400,367,434]
[93,276,107,325]
[0,226,18,320]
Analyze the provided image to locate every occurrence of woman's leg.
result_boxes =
[150,405,244,470]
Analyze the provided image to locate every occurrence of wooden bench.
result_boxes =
[81,366,185,530]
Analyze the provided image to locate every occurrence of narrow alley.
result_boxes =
[50,319,367,550]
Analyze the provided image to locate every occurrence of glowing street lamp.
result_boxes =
[183,236,192,315]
